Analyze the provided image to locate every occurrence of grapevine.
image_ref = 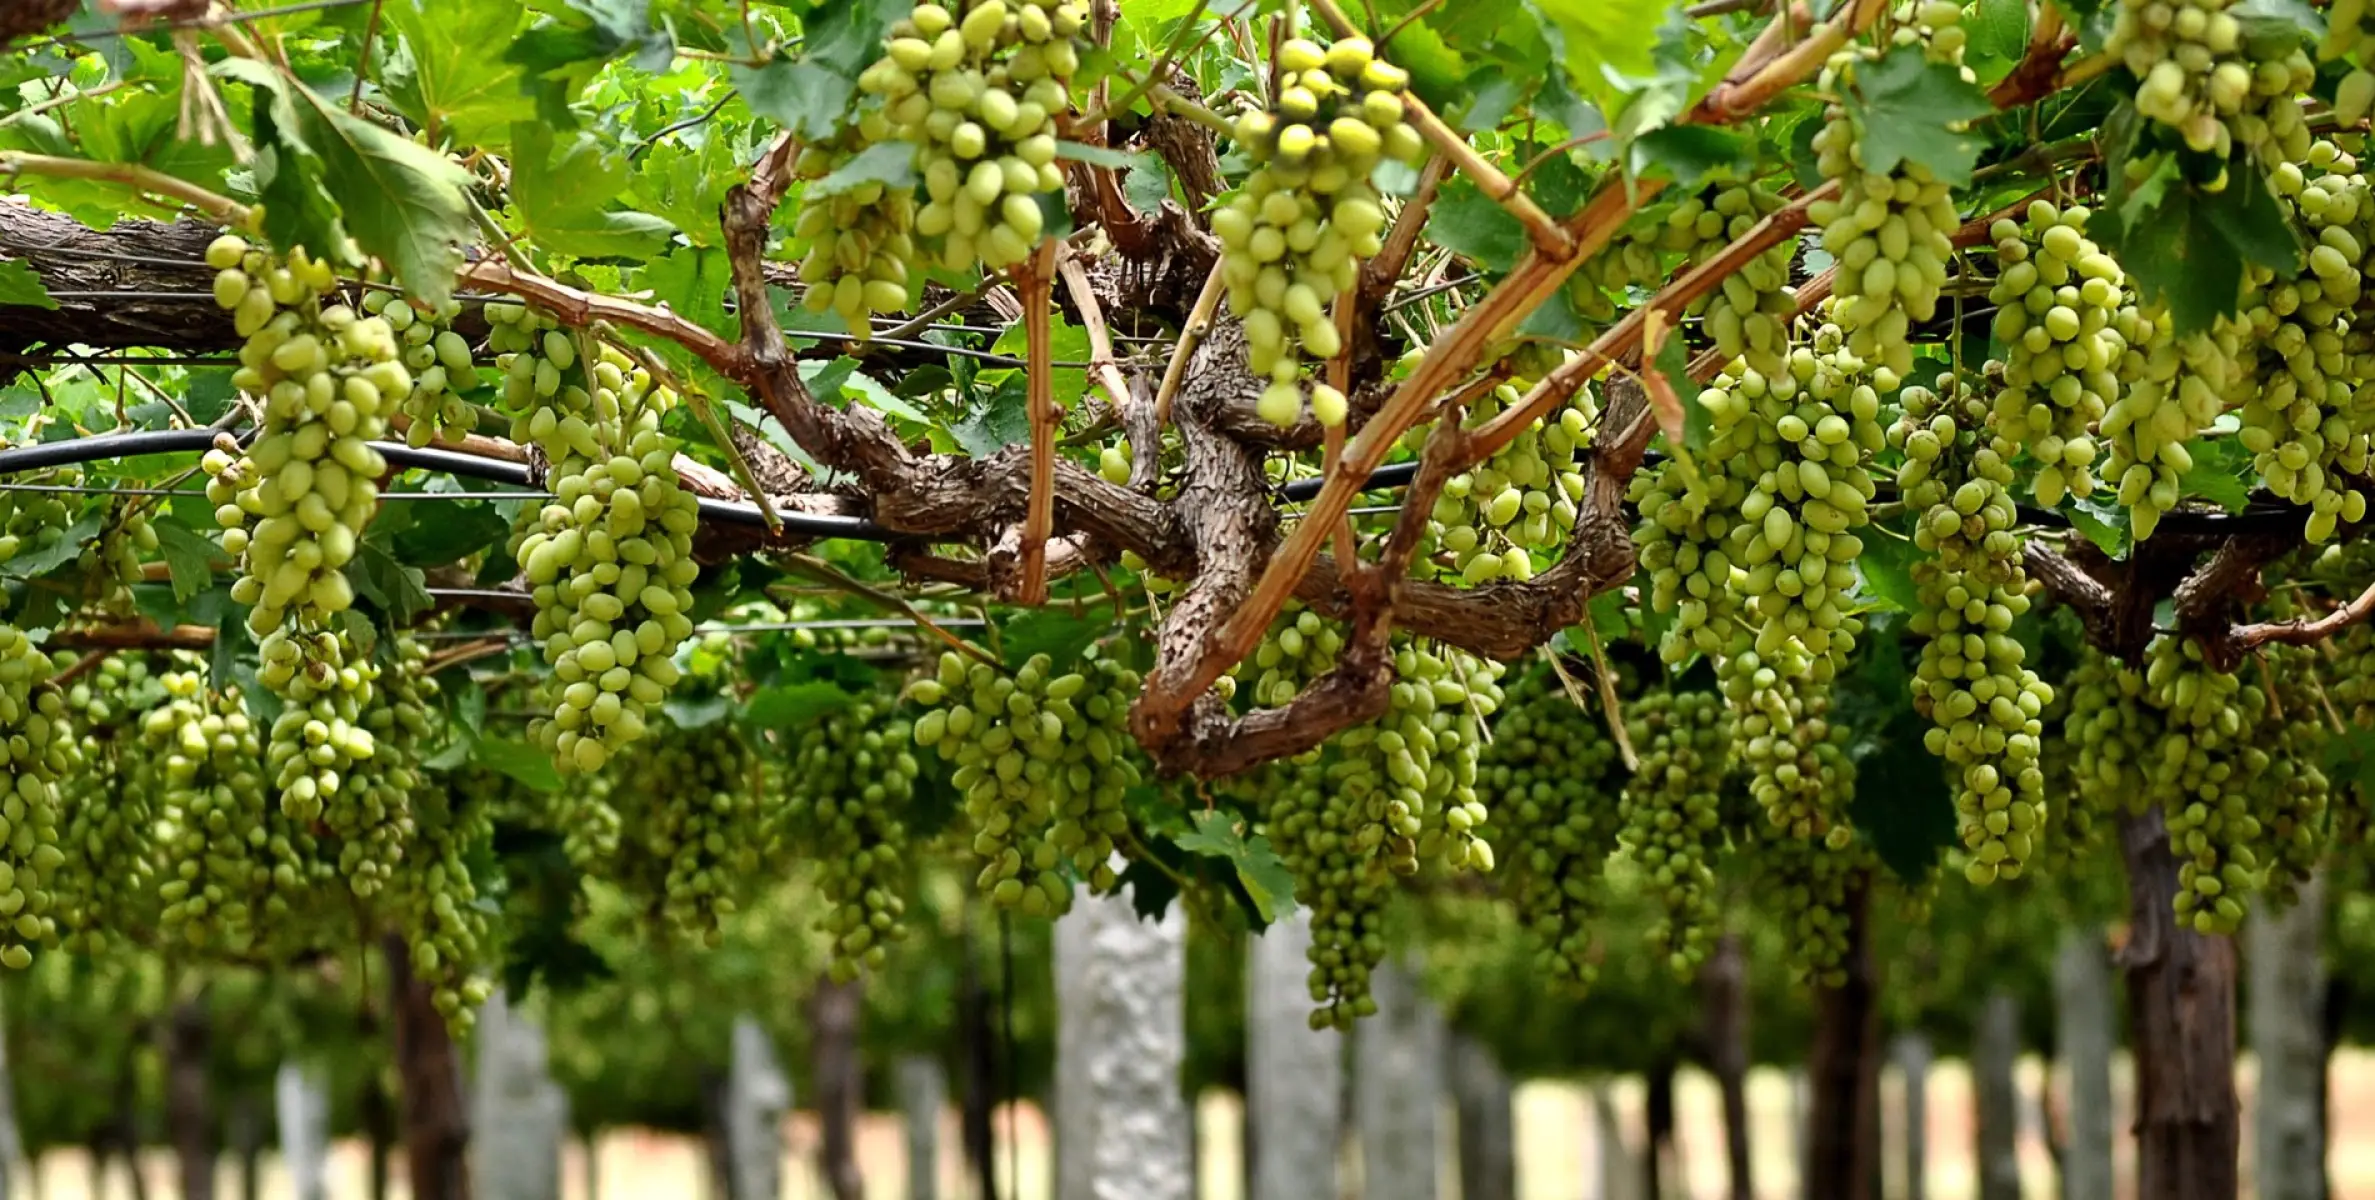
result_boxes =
[778,693,919,982]
[1617,684,1734,977]
[0,628,75,970]
[1985,200,2125,507]
[1477,667,1624,991]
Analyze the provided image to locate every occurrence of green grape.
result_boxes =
[1891,376,2052,883]
[1258,755,1388,1029]
[2238,148,2375,542]
[2100,300,2244,542]
[1213,33,1423,427]
[1985,199,2126,507]
[911,647,1142,914]
[2111,0,2314,168]
[262,633,379,858]
[1475,668,1623,991]
[2253,645,2331,907]
[790,131,920,331]
[1574,184,1797,379]
[319,636,438,899]
[363,288,477,447]
[0,627,76,970]
[148,670,321,955]
[604,710,768,946]
[1749,815,1868,988]
[860,0,1086,273]
[1618,685,1733,977]
[54,654,160,951]
[2141,637,2270,934]
[1422,380,1591,585]
[0,472,75,568]
[382,664,495,1032]
[75,496,156,614]
[2320,0,2375,123]
[199,234,400,682]
[778,695,919,982]
[1809,3,1970,379]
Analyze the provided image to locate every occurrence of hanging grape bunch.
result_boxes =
[2100,299,2244,541]
[1752,826,1864,987]
[2139,637,2277,933]
[2252,645,2332,907]
[790,131,920,332]
[2111,0,2314,168]
[149,670,299,954]
[199,234,400,678]
[76,496,156,615]
[326,638,441,899]
[362,289,477,447]
[1422,379,1591,585]
[607,711,768,946]
[1261,755,1390,1029]
[1576,184,1797,378]
[54,653,158,951]
[1985,200,2126,508]
[1215,34,1426,426]
[912,647,1141,914]
[779,693,920,982]
[0,473,75,569]
[0,627,76,970]
[859,0,1085,272]
[2321,0,2375,122]
[1619,686,1734,976]
[385,753,497,1030]
[264,646,377,838]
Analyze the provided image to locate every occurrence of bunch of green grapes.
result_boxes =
[1476,667,1623,991]
[1576,185,1798,378]
[263,640,379,852]
[2062,645,2156,825]
[1727,669,1859,845]
[148,671,319,955]
[1327,642,1503,876]
[1631,446,1745,664]
[1618,686,1734,977]
[2254,645,2331,907]
[54,654,160,951]
[0,629,75,970]
[789,130,919,331]
[778,694,919,982]
[1751,824,1866,987]
[1986,200,2126,507]
[0,472,75,569]
[362,289,477,447]
[74,497,155,614]
[2140,636,2273,933]
[1213,34,1424,426]
[1808,3,1969,378]
[1423,381,1591,584]
[384,755,496,1030]
[1892,377,2052,883]
[493,314,703,773]
[2321,0,2375,122]
[323,638,439,899]
[605,712,768,946]
[2237,150,2375,542]
[912,648,1141,913]
[859,0,1084,272]
[2100,301,2245,541]
[2111,0,2314,168]
[199,234,400,672]
[1261,755,1390,1029]
[1236,606,1340,708]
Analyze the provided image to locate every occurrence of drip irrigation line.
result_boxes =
[11,0,374,50]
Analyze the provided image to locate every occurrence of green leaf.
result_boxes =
[629,134,741,249]
[508,122,678,259]
[1837,620,1957,883]
[2094,160,2298,335]
[802,0,913,78]
[289,89,474,306]
[1173,810,1298,923]
[1841,45,1995,185]
[383,0,527,150]
[744,681,857,730]
[1054,139,1138,169]
[807,141,920,199]
[998,608,1109,673]
[950,373,1033,458]
[1530,0,1674,114]
[0,510,98,580]
[663,691,735,728]
[802,358,931,424]
[346,537,435,626]
[1855,527,1923,613]
[733,57,855,141]
[1428,180,1527,273]
[0,260,55,309]
[641,246,737,340]
[474,734,561,793]
[2179,437,2252,512]
[390,498,510,567]
[1965,0,2033,77]
[1627,125,1751,190]
[1117,857,1181,922]
[2065,494,2131,557]
[151,520,223,603]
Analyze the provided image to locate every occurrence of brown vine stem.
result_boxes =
[1154,260,1227,426]
[1362,154,1447,298]
[1055,246,1137,425]
[2227,580,2375,654]
[0,152,249,224]
[1324,287,1360,567]
[456,258,745,379]
[49,650,112,690]
[1016,239,1061,606]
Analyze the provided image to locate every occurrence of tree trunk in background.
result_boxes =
[1245,912,1342,1200]
[1976,990,2023,1200]
[1357,962,1446,1200]
[231,1090,261,1200]
[114,1042,149,1200]
[2055,928,2114,1200]
[164,996,213,1200]
[2117,809,2238,1200]
[470,993,567,1200]
[1644,1058,1676,1200]
[1052,878,1192,1200]
[1804,876,1880,1200]
[898,1056,946,1200]
[807,983,863,1200]
[1448,1035,1514,1200]
[1591,1081,1633,1200]
[581,1128,601,1200]
[2250,874,2327,1200]
[1702,930,1754,1200]
[386,935,470,1200]
[1893,1033,1931,1200]
[958,925,999,1200]
[276,1063,330,1200]
[361,1066,394,1200]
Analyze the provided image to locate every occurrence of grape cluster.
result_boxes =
[2141,636,2271,933]
[148,671,311,955]
[778,695,918,982]
[385,726,496,1031]
[0,474,72,569]
[1424,381,1590,584]
[1809,3,1969,379]
[1893,377,2052,883]
[2111,0,2314,169]
[1728,670,1859,846]
[2253,645,2332,907]
[262,639,380,864]
[2102,302,2244,541]
[860,0,1083,272]
[912,648,1141,913]
[362,289,477,447]
[327,638,439,899]
[54,654,159,950]
[1618,686,1734,977]
[200,234,398,674]
[1751,824,1865,988]
[790,132,920,331]
[606,712,767,946]
[1260,755,1389,1029]
[76,497,155,614]
[1477,667,1623,992]
[1214,34,1424,427]
[1577,185,1797,378]
[2321,0,2375,123]
[2238,149,2375,542]
[2062,645,2156,829]
[0,628,75,970]
[1986,200,2126,507]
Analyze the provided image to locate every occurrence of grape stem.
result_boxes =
[1055,248,1141,438]
[1153,260,1228,427]
[1015,240,1061,607]
[0,152,248,225]
[49,650,112,690]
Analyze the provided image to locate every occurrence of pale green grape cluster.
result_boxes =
[76,497,155,614]
[1261,755,1389,1029]
[1986,200,2126,507]
[1328,641,1503,875]
[262,640,379,864]
[330,638,439,899]
[606,712,767,946]
[860,0,1083,272]
[1577,185,1797,378]
[1809,4,1969,379]
[1214,34,1423,427]
[911,648,1141,913]
[1477,668,1623,992]
[200,235,397,670]
[2111,0,2314,168]
[2320,0,2375,123]
[0,474,73,568]
[791,133,920,331]
[149,671,314,955]
[1619,686,1734,977]
[2141,636,2273,933]
[1236,606,1341,708]
[387,777,496,1030]
[2101,302,2244,540]
[1727,669,1859,845]
[362,289,477,447]
[779,695,918,982]
[1751,824,1866,988]
[2238,150,2375,542]
[54,654,158,951]
[2062,646,2156,830]
[2253,645,2331,908]
[0,628,74,970]
[1893,378,2052,883]
[1424,381,1590,584]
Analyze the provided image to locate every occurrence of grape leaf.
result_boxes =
[509,122,678,259]
[998,607,1108,673]
[641,247,738,341]
[807,141,920,198]
[2065,495,2131,557]
[1118,856,1181,922]
[1628,125,1751,190]
[151,520,223,603]
[1835,618,1955,882]
[287,87,474,306]
[1428,180,1527,273]
[2094,158,2299,335]
[0,510,98,580]
[1055,140,1137,170]
[0,260,54,310]
[382,0,527,150]
[474,734,561,793]
[1853,527,1922,613]
[2178,437,2252,512]
[803,358,931,425]
[663,691,735,729]
[1965,0,2033,80]
[949,373,1033,458]
[1173,810,1299,923]
[744,681,857,730]
[1530,0,1674,114]
[390,498,510,568]
[1840,46,1995,185]
[346,537,434,627]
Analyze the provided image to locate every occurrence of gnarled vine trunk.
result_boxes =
[1803,874,1879,1200]
[2117,808,2238,1200]
[164,995,214,1200]
[386,935,471,1200]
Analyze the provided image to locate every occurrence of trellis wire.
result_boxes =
[12,0,374,51]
